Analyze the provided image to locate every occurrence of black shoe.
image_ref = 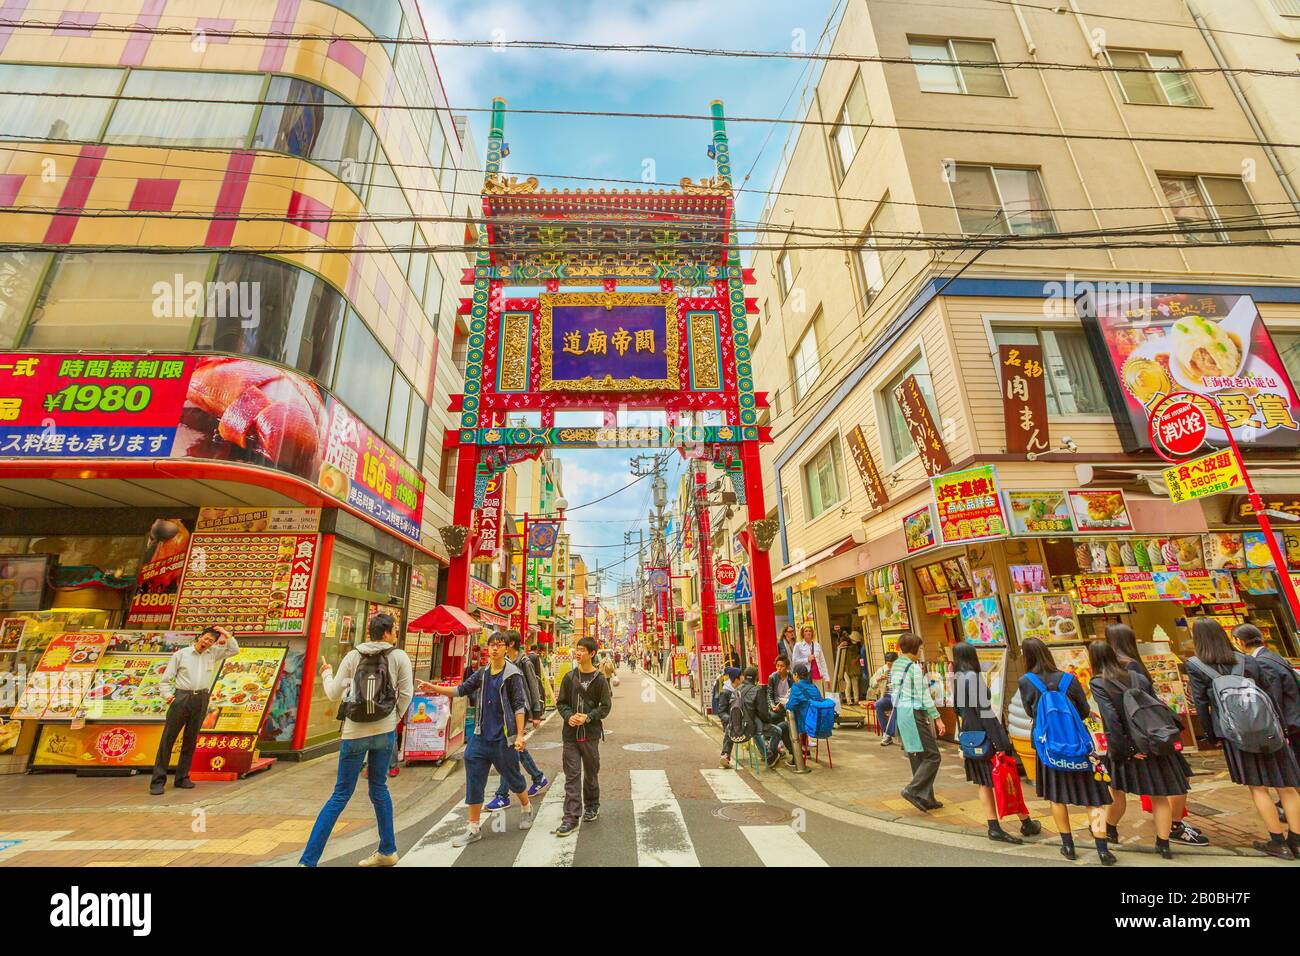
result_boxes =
[901,791,931,814]
[582,807,599,823]
[1254,839,1293,860]
[1170,822,1210,847]
[1020,819,1042,837]
[1155,839,1173,860]
[988,828,1023,845]
[149,782,165,796]
[1287,833,1300,859]
[554,821,579,838]
[923,798,944,810]
[1106,824,1120,843]
[174,778,196,790]
[1097,849,1118,866]
[1059,843,1077,860]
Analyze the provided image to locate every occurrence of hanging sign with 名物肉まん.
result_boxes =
[998,344,1051,456]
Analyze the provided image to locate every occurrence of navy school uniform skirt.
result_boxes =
[964,756,994,788]
[1106,750,1192,797]
[1221,738,1300,789]
[1035,759,1113,807]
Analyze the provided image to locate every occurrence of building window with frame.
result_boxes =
[854,232,885,310]
[992,326,1109,416]
[909,38,1010,96]
[791,319,822,402]
[0,64,122,141]
[831,72,871,178]
[880,354,939,466]
[1158,174,1271,243]
[1106,49,1203,107]
[803,437,846,521]
[104,70,263,148]
[950,165,1055,236]
[776,249,794,300]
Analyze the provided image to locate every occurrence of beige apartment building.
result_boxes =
[746,0,1300,698]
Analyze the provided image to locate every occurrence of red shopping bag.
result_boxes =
[992,753,1029,819]
[1139,794,1188,819]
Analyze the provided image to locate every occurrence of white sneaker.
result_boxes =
[519,811,533,831]
[451,827,483,848]
[357,851,398,867]
[719,756,731,769]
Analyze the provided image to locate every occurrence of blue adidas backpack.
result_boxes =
[1024,672,1093,771]
[803,698,837,739]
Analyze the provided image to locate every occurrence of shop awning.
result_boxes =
[771,536,856,587]
[408,604,482,635]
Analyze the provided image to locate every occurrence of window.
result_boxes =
[105,70,262,147]
[1273,0,1300,15]
[1106,50,1203,107]
[424,253,444,323]
[366,161,415,276]
[332,310,394,433]
[405,393,427,464]
[0,251,52,348]
[909,38,1010,96]
[776,249,794,300]
[791,320,822,402]
[880,354,938,466]
[254,77,376,193]
[854,232,885,310]
[803,438,846,520]
[1276,331,1300,387]
[195,254,345,383]
[330,0,403,56]
[0,64,121,141]
[992,327,1108,415]
[23,252,211,349]
[1159,174,1270,243]
[831,73,871,177]
[386,372,412,449]
[950,165,1055,236]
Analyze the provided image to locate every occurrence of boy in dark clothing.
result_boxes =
[554,636,612,837]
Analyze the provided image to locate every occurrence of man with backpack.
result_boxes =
[484,632,549,813]
[716,668,743,768]
[420,631,534,848]
[721,666,789,769]
[554,636,612,837]
[299,612,413,867]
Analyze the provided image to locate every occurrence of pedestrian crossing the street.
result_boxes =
[390,767,831,868]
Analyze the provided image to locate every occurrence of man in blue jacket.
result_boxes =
[420,631,532,847]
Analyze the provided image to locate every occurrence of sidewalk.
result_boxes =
[645,668,1273,859]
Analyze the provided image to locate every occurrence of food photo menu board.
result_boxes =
[203,646,287,734]
[76,653,172,722]
[171,534,319,634]
[11,632,113,720]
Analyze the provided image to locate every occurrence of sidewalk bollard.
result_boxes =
[786,708,810,774]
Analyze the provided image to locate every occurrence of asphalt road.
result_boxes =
[326,665,1071,868]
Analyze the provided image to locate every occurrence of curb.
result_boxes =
[642,667,1260,860]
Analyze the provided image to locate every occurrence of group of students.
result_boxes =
[716,652,830,769]
[878,618,1300,863]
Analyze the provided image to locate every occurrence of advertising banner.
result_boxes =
[1067,489,1134,533]
[32,722,176,769]
[931,465,1008,545]
[893,374,951,476]
[171,534,319,634]
[846,424,889,509]
[959,596,1008,647]
[0,353,424,545]
[998,344,1051,455]
[194,507,321,534]
[123,518,191,629]
[1077,291,1300,451]
[1116,571,1159,603]
[12,632,113,720]
[472,475,505,557]
[76,652,171,722]
[469,578,499,611]
[204,646,287,734]
[1162,450,1245,504]
[1077,572,1123,606]
[903,505,936,553]
[1005,490,1074,536]
[403,694,450,760]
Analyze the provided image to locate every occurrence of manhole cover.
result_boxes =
[713,804,791,824]
[1186,802,1223,817]
[528,742,561,751]
[622,742,670,752]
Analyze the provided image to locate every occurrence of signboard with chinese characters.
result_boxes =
[1116,571,1159,603]
[1067,489,1134,533]
[1005,491,1074,536]
[204,646,287,734]
[931,465,1008,545]
[123,519,191,629]
[472,475,505,557]
[846,425,889,509]
[31,722,175,769]
[1162,449,1245,504]
[1227,494,1300,526]
[892,374,951,476]
[903,505,936,554]
[75,652,171,722]
[1077,291,1300,452]
[998,344,1050,456]
[539,294,679,392]
[194,508,320,534]
[12,632,113,720]
[1077,572,1123,606]
[171,534,319,635]
[469,578,499,612]
[320,401,425,546]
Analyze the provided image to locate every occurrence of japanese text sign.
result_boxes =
[1163,449,1245,504]
[931,465,1008,545]
[473,476,505,556]
[892,374,951,476]
[998,344,1050,456]
[846,424,889,509]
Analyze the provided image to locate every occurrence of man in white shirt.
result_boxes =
[150,626,239,795]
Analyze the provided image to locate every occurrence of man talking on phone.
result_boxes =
[150,626,238,795]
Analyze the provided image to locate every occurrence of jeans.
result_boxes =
[562,738,600,825]
[299,731,396,867]
[151,690,208,786]
[493,745,544,799]
[875,695,898,737]
[464,734,526,806]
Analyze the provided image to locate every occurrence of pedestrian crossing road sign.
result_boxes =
[733,565,752,604]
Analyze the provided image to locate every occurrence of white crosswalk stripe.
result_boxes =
[739,825,829,867]
[700,768,762,803]
[630,768,700,867]
[397,802,470,868]
[512,776,577,868]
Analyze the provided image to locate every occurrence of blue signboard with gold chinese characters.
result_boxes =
[539,293,679,391]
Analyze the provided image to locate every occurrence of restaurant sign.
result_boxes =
[846,424,889,509]
[931,465,1008,545]
[998,344,1050,456]
[893,374,951,477]
[1162,450,1245,505]
[539,294,678,392]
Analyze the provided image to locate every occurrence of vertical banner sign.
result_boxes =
[893,374,951,476]
[846,424,889,509]
[473,475,504,557]
[998,344,1051,455]
[123,518,191,629]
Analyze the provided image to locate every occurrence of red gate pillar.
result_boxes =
[741,441,777,680]
[444,443,478,611]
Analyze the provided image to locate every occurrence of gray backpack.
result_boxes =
[1189,656,1285,754]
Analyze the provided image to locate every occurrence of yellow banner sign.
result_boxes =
[1163,450,1245,504]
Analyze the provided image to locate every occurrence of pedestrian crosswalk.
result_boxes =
[391,768,831,868]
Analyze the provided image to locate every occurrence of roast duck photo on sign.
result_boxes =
[176,357,327,480]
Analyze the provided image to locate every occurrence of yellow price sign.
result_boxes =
[1162,450,1244,504]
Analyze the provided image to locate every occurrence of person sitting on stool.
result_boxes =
[150,626,239,795]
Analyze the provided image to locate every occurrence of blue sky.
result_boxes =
[420,0,840,593]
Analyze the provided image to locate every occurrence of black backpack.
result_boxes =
[727,683,758,743]
[1115,673,1181,757]
[339,647,397,723]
